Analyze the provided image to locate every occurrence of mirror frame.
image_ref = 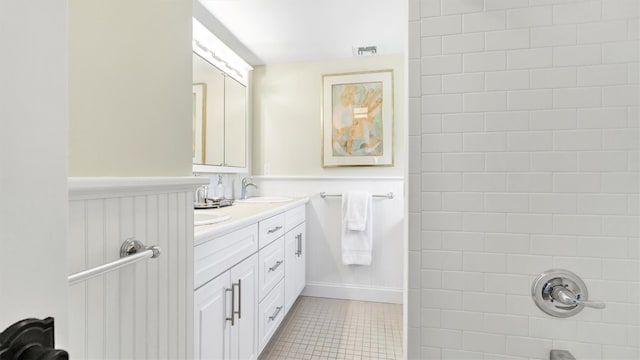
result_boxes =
[192,18,252,174]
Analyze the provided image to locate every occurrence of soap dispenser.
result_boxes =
[214,175,225,199]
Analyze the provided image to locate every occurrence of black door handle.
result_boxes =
[0,317,68,360]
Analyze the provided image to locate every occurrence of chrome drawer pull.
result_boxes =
[268,260,283,272]
[268,306,283,322]
[267,226,283,234]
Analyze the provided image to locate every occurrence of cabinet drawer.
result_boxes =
[194,224,259,289]
[285,205,306,232]
[258,236,284,301]
[258,213,285,249]
[258,279,285,353]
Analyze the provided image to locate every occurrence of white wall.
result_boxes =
[256,177,405,303]
[252,55,406,302]
[68,0,193,176]
[408,0,639,359]
[0,0,69,346]
[252,55,405,176]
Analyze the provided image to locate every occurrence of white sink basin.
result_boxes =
[235,196,292,203]
[194,212,231,226]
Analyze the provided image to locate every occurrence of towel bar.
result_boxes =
[67,238,160,284]
[319,192,394,199]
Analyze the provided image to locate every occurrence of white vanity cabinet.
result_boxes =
[194,201,307,359]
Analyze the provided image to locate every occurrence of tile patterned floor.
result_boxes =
[259,296,403,360]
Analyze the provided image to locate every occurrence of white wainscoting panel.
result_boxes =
[255,176,404,304]
[67,177,205,359]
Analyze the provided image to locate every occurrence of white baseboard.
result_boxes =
[301,282,403,304]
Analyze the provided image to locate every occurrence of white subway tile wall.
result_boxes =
[408,0,639,359]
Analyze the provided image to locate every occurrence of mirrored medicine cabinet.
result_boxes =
[192,18,252,174]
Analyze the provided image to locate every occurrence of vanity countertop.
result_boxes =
[193,197,309,246]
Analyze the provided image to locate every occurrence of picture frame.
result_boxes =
[192,83,206,164]
[322,70,394,167]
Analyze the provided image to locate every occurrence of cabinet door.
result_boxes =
[194,272,231,360]
[284,222,306,313]
[229,253,259,360]
[296,222,306,297]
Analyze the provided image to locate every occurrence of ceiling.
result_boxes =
[197,0,406,66]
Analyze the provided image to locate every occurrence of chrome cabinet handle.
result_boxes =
[267,226,282,234]
[297,233,302,256]
[268,260,283,272]
[268,306,283,322]
[233,280,242,320]
[225,287,235,326]
[296,234,300,256]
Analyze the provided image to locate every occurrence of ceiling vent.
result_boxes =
[353,46,378,56]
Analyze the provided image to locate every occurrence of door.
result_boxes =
[0,0,69,349]
[194,272,231,360]
[284,222,306,312]
[229,253,259,360]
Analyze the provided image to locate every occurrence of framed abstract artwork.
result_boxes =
[322,70,394,167]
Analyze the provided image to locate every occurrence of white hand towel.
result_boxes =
[344,191,370,231]
[341,191,373,265]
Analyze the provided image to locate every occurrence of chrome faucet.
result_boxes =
[240,177,258,200]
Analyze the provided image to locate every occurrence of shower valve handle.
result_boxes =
[550,285,606,309]
[532,269,605,318]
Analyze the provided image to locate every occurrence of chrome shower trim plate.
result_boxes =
[531,268,588,318]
